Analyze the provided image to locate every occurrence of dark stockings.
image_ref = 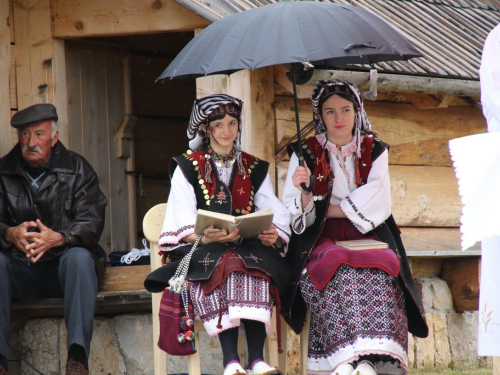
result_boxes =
[219,327,240,367]
[242,319,267,367]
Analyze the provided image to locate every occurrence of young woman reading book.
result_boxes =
[281,80,428,375]
[145,94,291,375]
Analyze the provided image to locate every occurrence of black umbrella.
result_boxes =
[158,1,423,191]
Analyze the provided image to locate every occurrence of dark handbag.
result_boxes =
[157,235,203,356]
[158,287,197,356]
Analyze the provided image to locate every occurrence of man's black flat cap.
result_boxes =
[11,103,58,128]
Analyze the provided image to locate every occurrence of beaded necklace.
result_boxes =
[206,145,237,168]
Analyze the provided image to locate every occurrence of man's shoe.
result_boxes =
[65,359,89,375]
[0,364,9,375]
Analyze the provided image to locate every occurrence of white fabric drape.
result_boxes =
[448,23,500,356]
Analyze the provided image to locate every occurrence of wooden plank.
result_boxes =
[277,162,462,227]
[143,204,169,375]
[400,227,480,251]
[309,69,481,98]
[52,39,69,146]
[51,0,209,38]
[440,257,480,312]
[0,0,13,156]
[8,0,13,43]
[65,44,84,155]
[9,48,17,110]
[27,0,54,104]
[80,49,113,253]
[99,265,151,292]
[106,52,131,252]
[391,165,461,227]
[12,0,30,109]
[274,96,486,166]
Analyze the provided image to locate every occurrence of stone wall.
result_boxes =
[7,277,491,374]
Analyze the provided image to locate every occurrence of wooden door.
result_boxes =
[64,41,136,254]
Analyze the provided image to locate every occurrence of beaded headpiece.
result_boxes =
[187,94,244,151]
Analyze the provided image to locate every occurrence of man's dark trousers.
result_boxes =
[0,247,98,358]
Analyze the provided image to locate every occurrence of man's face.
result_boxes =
[18,120,59,168]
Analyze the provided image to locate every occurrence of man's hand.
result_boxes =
[4,221,38,255]
[24,219,65,263]
[258,225,278,247]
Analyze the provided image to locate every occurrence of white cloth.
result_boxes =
[159,164,291,252]
[282,135,392,234]
[448,132,500,250]
[449,23,500,356]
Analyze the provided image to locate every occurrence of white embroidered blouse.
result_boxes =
[159,164,291,253]
[282,133,392,235]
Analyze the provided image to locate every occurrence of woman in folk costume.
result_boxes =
[145,94,291,375]
[281,80,428,375]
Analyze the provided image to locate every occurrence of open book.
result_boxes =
[335,239,389,250]
[194,208,274,239]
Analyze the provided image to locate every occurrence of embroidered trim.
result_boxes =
[345,196,376,229]
[159,225,195,239]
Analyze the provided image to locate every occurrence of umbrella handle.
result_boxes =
[291,64,315,194]
[298,157,314,193]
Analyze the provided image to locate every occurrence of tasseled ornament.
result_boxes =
[235,150,247,177]
[204,154,213,184]
[354,154,363,186]
[318,151,333,179]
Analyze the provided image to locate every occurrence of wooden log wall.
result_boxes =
[274,92,486,252]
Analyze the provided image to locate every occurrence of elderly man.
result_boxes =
[0,104,107,375]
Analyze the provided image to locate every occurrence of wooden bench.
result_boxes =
[10,265,152,321]
[143,203,287,375]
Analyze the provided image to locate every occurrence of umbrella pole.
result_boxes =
[291,66,315,193]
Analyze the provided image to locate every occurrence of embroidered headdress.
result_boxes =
[187,94,244,150]
[311,80,372,157]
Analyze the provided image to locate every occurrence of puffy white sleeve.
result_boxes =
[281,153,316,234]
[158,168,197,251]
[339,149,391,234]
[254,174,291,255]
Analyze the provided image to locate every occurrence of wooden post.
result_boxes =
[12,0,69,143]
[0,0,12,155]
[494,357,500,375]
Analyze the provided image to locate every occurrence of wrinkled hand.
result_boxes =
[259,225,278,247]
[4,221,38,255]
[24,219,65,263]
[201,226,240,245]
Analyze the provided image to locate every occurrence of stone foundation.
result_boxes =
[6,277,492,374]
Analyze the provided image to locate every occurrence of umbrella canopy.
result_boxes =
[158,1,422,80]
[158,0,422,192]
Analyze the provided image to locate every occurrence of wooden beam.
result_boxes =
[400,227,480,252]
[440,257,480,312]
[99,265,151,292]
[274,96,486,167]
[275,67,481,99]
[0,0,12,156]
[51,0,210,38]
